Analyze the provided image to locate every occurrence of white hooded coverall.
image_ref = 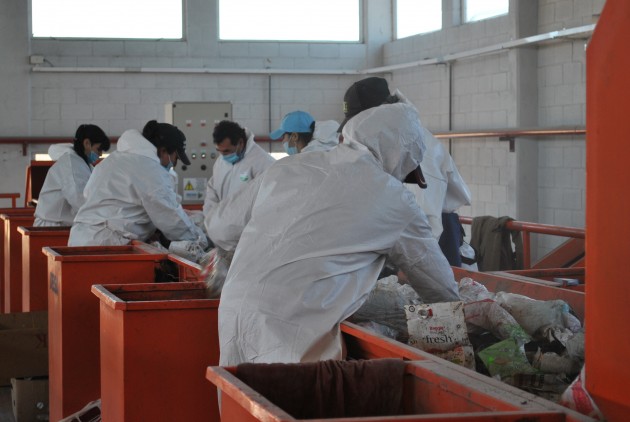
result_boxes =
[301,120,340,153]
[34,144,92,227]
[394,90,471,239]
[206,103,460,366]
[202,130,275,216]
[68,129,205,246]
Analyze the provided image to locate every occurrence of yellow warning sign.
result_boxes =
[184,181,194,191]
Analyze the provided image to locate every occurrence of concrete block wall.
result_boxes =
[1,0,607,261]
[535,0,602,256]
[384,0,604,259]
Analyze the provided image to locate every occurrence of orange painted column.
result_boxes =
[585,0,630,419]
[43,244,168,421]
[18,226,71,311]
[2,213,35,312]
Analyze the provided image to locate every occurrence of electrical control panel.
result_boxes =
[164,102,232,204]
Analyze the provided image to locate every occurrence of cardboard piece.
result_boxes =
[0,311,48,386]
[11,377,49,422]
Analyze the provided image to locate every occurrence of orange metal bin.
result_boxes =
[207,359,594,422]
[2,212,35,313]
[43,244,168,421]
[18,226,70,311]
[91,282,220,422]
[167,253,205,282]
[0,207,34,313]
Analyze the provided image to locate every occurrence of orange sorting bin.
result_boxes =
[43,244,168,421]
[2,213,35,313]
[0,207,34,313]
[207,359,594,422]
[92,282,220,422]
[18,226,71,311]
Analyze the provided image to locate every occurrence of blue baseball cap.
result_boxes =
[269,111,315,140]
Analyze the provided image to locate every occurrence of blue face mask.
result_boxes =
[222,153,240,164]
[283,141,298,156]
[88,151,99,165]
[163,159,173,171]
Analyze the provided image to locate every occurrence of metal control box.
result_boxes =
[165,102,232,204]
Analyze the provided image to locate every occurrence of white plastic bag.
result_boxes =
[494,292,581,339]
[405,301,475,369]
[458,277,493,303]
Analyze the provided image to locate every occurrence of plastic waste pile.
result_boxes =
[351,276,586,404]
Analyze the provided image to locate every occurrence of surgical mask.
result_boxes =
[163,159,174,171]
[283,141,298,156]
[88,151,99,165]
[222,148,244,164]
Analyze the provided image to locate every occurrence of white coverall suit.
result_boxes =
[394,90,471,239]
[202,130,275,216]
[206,103,460,366]
[34,144,93,227]
[68,129,206,246]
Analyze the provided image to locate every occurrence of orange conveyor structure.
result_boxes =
[585,0,630,419]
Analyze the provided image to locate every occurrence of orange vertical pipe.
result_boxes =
[585,0,630,419]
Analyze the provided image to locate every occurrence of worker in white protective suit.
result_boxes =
[269,110,339,154]
[34,124,110,227]
[206,102,460,366]
[338,77,471,266]
[202,120,275,218]
[69,120,208,253]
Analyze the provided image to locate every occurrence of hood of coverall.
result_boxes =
[302,120,340,152]
[116,129,161,163]
[47,143,75,161]
[341,102,426,183]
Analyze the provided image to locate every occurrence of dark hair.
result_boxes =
[142,120,177,154]
[73,124,110,164]
[213,120,247,146]
[296,121,316,145]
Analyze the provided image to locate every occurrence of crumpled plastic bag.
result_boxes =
[463,299,531,344]
[532,350,580,374]
[494,292,581,339]
[478,338,538,379]
[458,277,494,303]
[406,301,475,369]
[350,275,420,342]
[200,248,233,299]
[168,239,207,263]
[458,278,530,344]
[559,367,605,420]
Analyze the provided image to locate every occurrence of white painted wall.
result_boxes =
[0,0,605,260]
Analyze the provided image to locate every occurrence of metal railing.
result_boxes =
[459,216,585,269]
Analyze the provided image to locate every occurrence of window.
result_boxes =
[219,0,360,42]
[31,0,183,39]
[396,0,442,39]
[464,0,509,23]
